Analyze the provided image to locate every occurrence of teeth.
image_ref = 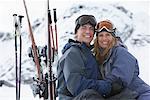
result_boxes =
[85,35,90,38]
[102,42,108,44]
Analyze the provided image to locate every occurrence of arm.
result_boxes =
[63,47,111,96]
[106,47,138,87]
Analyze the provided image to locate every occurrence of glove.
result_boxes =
[96,80,112,97]
[104,79,124,98]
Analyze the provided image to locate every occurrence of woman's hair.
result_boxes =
[93,36,117,64]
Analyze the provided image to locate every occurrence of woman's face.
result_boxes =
[97,32,113,49]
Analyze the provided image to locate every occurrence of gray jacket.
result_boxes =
[101,41,150,99]
[57,39,112,100]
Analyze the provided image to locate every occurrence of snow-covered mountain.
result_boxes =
[0,0,150,85]
[0,0,150,99]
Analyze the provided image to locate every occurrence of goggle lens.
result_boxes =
[75,15,97,27]
[97,20,115,33]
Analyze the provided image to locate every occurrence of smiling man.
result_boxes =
[57,15,112,100]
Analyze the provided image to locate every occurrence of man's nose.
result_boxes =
[85,28,91,33]
[85,32,90,35]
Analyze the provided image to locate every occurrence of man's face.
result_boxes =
[76,24,94,46]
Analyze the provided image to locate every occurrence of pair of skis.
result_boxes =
[13,14,24,100]
[22,0,58,100]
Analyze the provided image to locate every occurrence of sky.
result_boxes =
[0,0,150,32]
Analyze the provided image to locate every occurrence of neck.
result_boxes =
[99,47,104,53]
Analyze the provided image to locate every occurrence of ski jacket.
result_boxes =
[100,41,150,99]
[57,39,112,100]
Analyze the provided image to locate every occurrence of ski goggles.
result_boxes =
[75,15,97,27]
[96,20,116,34]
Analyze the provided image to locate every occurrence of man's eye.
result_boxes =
[90,27,94,31]
[81,27,86,29]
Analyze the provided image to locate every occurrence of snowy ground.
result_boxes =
[0,85,35,100]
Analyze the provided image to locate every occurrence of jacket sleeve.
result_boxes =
[106,47,139,87]
[63,47,111,96]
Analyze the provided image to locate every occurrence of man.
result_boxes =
[57,15,112,100]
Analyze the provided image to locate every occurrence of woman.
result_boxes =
[93,20,150,100]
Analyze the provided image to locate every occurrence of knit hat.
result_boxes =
[75,15,97,34]
[96,20,116,37]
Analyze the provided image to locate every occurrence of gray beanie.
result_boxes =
[75,15,97,34]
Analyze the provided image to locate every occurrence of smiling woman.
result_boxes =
[93,19,150,99]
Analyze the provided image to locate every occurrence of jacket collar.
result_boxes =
[62,39,92,54]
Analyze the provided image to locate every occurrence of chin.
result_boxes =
[101,46,108,49]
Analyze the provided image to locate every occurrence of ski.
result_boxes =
[22,0,58,99]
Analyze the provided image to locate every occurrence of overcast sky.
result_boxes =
[0,0,149,32]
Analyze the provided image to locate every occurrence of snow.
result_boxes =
[0,0,150,100]
[0,85,35,100]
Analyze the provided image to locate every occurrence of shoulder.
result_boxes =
[113,46,129,56]
[66,45,81,54]
[115,46,127,54]
[58,45,82,68]
[61,45,81,60]
[113,46,137,62]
